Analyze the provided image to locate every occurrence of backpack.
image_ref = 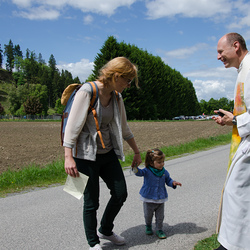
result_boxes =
[60,81,119,149]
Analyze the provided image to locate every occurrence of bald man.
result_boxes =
[213,33,250,250]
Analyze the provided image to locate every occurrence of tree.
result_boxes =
[0,44,3,68]
[199,98,234,115]
[0,102,5,115]
[8,85,23,114]
[73,76,81,84]
[14,44,23,72]
[38,53,45,64]
[23,96,43,115]
[48,54,56,72]
[92,36,201,119]
[93,36,120,77]
[55,98,65,114]
[4,40,14,72]
[199,99,209,114]
[86,73,95,82]
[2,36,201,118]
[28,84,48,115]
[8,83,48,115]
[26,48,30,59]
[47,54,57,106]
[1,40,78,113]
[12,72,25,86]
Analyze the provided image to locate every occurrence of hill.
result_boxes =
[0,68,14,82]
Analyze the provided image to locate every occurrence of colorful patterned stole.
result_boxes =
[227,82,246,172]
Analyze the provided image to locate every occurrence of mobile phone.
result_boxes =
[217,111,225,117]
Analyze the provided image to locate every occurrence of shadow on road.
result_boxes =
[166,222,207,237]
[100,222,207,249]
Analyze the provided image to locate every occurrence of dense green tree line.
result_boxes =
[1,37,202,119]
[89,36,201,120]
[200,97,234,115]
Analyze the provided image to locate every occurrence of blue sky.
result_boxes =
[1,0,250,101]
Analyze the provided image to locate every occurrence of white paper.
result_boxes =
[63,172,89,200]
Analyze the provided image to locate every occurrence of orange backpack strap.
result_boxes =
[115,90,119,101]
[88,81,97,110]
[88,81,105,149]
[91,108,105,149]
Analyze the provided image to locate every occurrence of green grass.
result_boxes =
[0,159,67,197]
[194,234,220,249]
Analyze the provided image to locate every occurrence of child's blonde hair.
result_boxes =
[145,148,165,167]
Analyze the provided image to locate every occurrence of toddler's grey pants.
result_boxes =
[143,202,164,231]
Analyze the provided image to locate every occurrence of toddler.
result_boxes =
[132,149,182,239]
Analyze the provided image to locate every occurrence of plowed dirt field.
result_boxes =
[0,121,231,174]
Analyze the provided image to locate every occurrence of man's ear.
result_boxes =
[233,41,240,52]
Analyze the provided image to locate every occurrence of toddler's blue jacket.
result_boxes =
[135,167,176,200]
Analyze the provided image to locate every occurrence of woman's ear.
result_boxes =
[114,73,119,82]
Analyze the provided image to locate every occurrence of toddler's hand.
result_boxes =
[131,165,138,174]
[173,181,182,187]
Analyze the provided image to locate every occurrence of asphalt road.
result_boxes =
[0,145,230,250]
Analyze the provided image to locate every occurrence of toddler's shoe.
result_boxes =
[156,230,167,239]
[97,231,125,245]
[145,225,153,235]
[89,243,102,250]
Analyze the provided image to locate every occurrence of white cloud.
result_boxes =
[83,14,94,25]
[208,36,217,42]
[12,0,32,8]
[227,14,250,29]
[11,0,137,19]
[193,79,234,101]
[14,6,60,20]
[11,0,250,33]
[184,67,237,101]
[57,58,94,82]
[160,43,239,101]
[228,1,250,28]
[145,0,232,19]
[185,67,237,79]
[69,0,137,16]
[163,43,208,59]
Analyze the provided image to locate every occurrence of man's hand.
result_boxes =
[213,109,234,126]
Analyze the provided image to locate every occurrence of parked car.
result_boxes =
[172,116,180,120]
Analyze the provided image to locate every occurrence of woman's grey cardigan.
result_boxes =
[63,83,134,161]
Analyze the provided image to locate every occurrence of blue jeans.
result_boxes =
[74,149,127,247]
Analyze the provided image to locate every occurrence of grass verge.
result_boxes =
[121,133,231,168]
[194,234,220,249]
[0,159,66,197]
[0,133,231,197]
